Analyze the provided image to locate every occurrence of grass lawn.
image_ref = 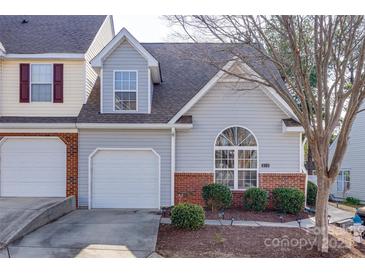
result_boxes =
[156,224,365,258]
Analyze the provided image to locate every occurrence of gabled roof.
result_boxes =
[78,43,298,124]
[0,15,107,54]
[91,28,161,83]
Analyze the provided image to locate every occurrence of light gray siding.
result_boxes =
[78,129,171,207]
[176,82,301,173]
[102,41,149,113]
[330,110,365,201]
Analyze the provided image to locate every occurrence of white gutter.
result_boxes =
[282,121,304,133]
[76,123,193,130]
[171,127,176,206]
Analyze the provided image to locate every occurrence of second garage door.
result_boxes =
[91,149,160,209]
[0,137,66,197]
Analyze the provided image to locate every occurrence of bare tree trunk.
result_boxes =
[315,173,331,253]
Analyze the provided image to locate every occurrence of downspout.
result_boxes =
[302,135,309,207]
[171,127,176,206]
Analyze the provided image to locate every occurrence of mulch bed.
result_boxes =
[162,207,311,223]
[156,224,365,258]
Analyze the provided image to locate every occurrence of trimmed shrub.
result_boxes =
[171,203,205,230]
[345,196,361,206]
[202,184,232,211]
[272,187,305,215]
[243,188,268,212]
[306,181,317,207]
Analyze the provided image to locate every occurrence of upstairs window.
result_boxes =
[114,70,137,111]
[30,64,53,102]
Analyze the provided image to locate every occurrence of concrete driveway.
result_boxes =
[0,197,75,249]
[2,209,161,258]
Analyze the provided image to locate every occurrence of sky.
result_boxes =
[112,15,174,42]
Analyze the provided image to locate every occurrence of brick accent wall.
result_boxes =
[174,173,213,205]
[174,172,306,208]
[259,173,306,192]
[0,133,78,201]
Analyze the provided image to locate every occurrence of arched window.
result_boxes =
[214,126,258,190]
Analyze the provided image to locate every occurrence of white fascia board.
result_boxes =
[168,61,236,124]
[0,123,77,129]
[91,28,158,67]
[91,27,160,83]
[239,63,298,121]
[261,85,298,120]
[282,121,304,133]
[76,123,193,130]
[4,53,85,60]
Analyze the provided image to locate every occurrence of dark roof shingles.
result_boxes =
[0,15,106,54]
[78,43,288,124]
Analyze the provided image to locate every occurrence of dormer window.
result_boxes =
[114,70,137,111]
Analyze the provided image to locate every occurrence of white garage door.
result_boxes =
[0,137,66,197]
[91,149,160,209]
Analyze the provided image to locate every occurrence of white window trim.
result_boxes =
[29,63,53,103]
[113,70,138,112]
[213,125,259,191]
[337,169,350,193]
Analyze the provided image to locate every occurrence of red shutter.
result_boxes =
[53,64,63,103]
[19,64,30,103]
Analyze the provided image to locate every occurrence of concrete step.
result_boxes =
[0,196,76,250]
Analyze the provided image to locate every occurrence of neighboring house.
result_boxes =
[0,15,114,198]
[329,109,365,203]
[0,15,307,209]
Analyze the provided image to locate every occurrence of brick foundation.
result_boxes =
[0,133,78,202]
[174,172,306,208]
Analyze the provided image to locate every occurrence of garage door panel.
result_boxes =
[92,150,159,209]
[3,183,66,197]
[0,138,66,197]
[2,156,66,168]
[2,168,65,182]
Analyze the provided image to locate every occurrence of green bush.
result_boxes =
[202,184,232,211]
[345,196,361,206]
[272,187,305,215]
[306,181,317,206]
[243,188,268,212]
[171,203,205,230]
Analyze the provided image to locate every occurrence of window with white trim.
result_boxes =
[215,126,258,190]
[114,71,137,111]
[336,169,350,192]
[31,64,53,102]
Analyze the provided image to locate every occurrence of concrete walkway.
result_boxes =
[328,205,355,223]
[1,209,161,258]
[161,205,355,229]
[0,197,75,249]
